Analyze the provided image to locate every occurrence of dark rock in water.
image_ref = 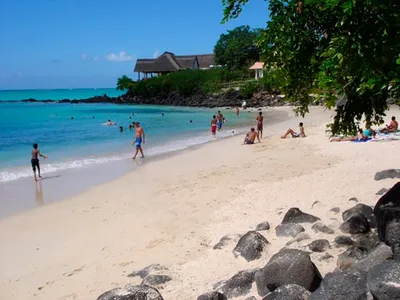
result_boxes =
[374,169,400,181]
[342,204,373,222]
[255,221,270,231]
[310,269,370,300]
[197,292,227,300]
[141,275,172,286]
[276,223,305,237]
[263,284,311,300]
[330,207,340,213]
[374,182,400,259]
[334,235,354,246]
[376,188,389,196]
[128,264,168,278]
[308,239,330,253]
[214,269,260,298]
[349,197,359,203]
[352,243,392,272]
[233,231,269,262]
[97,285,164,300]
[340,215,370,234]
[367,260,400,300]
[312,222,334,234]
[255,249,322,296]
[286,233,311,246]
[281,208,320,224]
[213,234,242,250]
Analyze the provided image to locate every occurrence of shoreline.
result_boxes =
[2,106,399,299]
[0,107,288,220]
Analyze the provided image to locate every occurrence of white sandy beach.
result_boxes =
[1,106,399,300]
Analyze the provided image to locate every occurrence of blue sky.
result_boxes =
[0,0,270,89]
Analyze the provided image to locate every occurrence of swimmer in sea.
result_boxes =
[31,143,48,181]
[132,122,145,159]
[119,126,124,132]
[211,115,217,138]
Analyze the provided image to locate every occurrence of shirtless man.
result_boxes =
[211,115,217,138]
[386,116,398,132]
[132,122,145,159]
[216,111,224,131]
[235,107,240,116]
[31,143,47,181]
[244,127,260,145]
[256,112,264,138]
[281,122,306,138]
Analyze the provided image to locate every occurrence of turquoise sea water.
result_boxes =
[0,88,125,101]
[0,89,252,183]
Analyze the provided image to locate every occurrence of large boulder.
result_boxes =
[352,243,393,272]
[334,235,354,247]
[340,215,370,234]
[373,182,400,258]
[367,260,400,300]
[197,292,227,300]
[374,169,400,181]
[281,208,320,224]
[255,249,322,297]
[310,269,370,300]
[233,231,269,262]
[276,223,305,237]
[97,285,164,300]
[214,269,260,298]
[213,234,242,250]
[263,284,311,300]
[342,204,373,222]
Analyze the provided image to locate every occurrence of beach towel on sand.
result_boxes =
[351,138,372,143]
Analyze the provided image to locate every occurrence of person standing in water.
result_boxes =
[31,143,47,181]
[216,111,224,131]
[211,115,217,138]
[132,122,145,159]
[236,107,240,116]
[256,112,264,139]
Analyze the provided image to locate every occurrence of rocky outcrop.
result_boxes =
[197,292,227,300]
[276,223,305,237]
[255,249,322,297]
[281,208,320,224]
[213,269,260,298]
[128,264,168,279]
[255,221,270,231]
[312,222,335,234]
[374,169,400,181]
[97,285,164,300]
[308,239,330,252]
[367,260,400,300]
[141,275,172,286]
[263,284,311,300]
[233,231,269,261]
[213,234,242,250]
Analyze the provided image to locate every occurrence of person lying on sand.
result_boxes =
[281,122,306,138]
[244,127,260,145]
[330,128,369,142]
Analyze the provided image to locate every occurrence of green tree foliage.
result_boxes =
[116,75,135,91]
[222,0,400,135]
[214,25,262,71]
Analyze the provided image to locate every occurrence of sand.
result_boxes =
[0,106,399,300]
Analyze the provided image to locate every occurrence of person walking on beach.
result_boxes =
[31,143,47,181]
[132,122,145,159]
[236,107,240,116]
[217,111,224,131]
[211,115,218,138]
[256,112,264,139]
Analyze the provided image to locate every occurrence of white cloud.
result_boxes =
[81,53,88,60]
[153,49,160,58]
[105,51,135,62]
[93,56,100,61]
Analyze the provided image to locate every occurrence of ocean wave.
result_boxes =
[0,127,246,183]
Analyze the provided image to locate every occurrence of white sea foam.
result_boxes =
[0,127,247,183]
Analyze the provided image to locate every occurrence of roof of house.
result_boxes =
[134,52,214,73]
[249,62,265,70]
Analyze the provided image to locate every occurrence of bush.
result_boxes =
[240,81,260,98]
[260,68,287,94]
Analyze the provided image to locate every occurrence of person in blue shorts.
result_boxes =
[217,111,224,131]
[132,122,145,159]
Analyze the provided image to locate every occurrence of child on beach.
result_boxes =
[281,122,306,138]
[211,115,217,138]
[31,143,47,181]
